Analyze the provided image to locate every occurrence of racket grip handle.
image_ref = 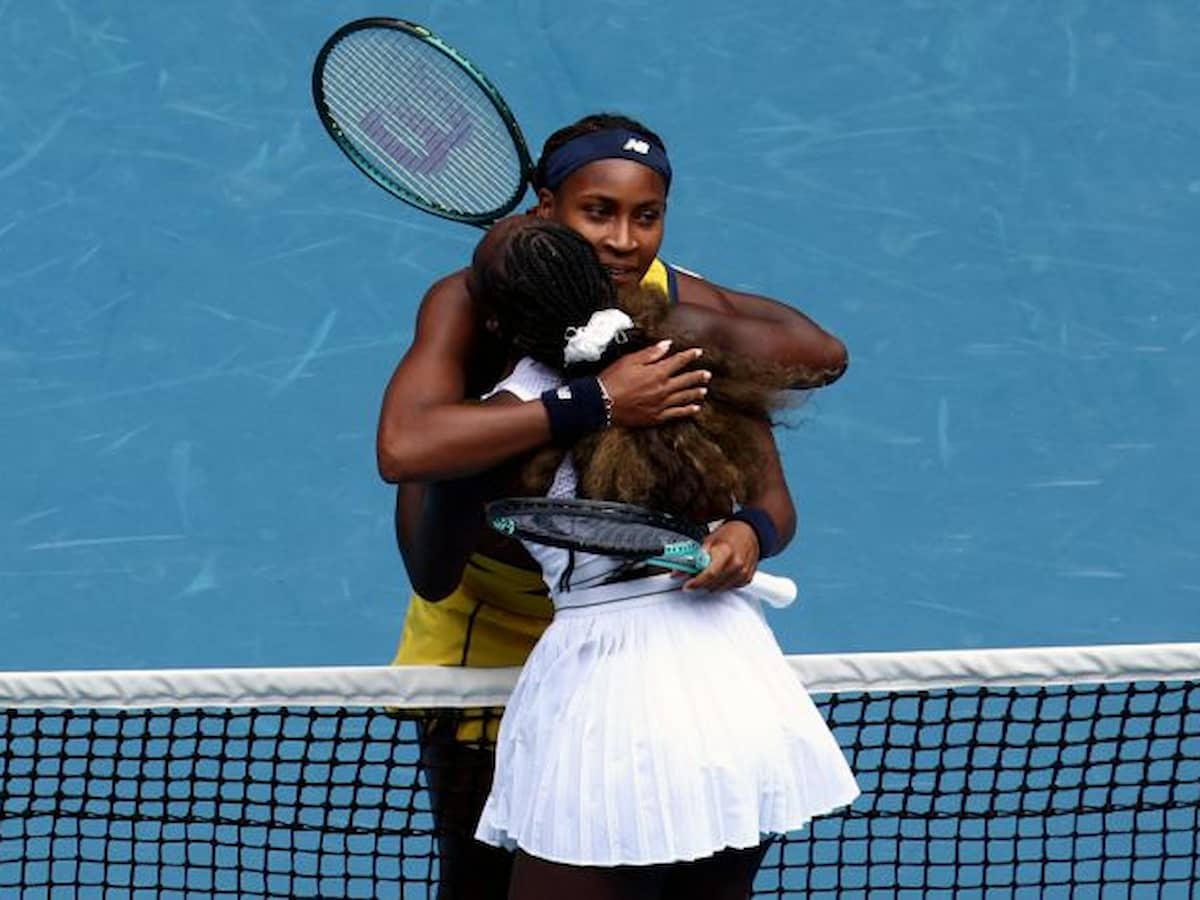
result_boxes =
[739,571,798,609]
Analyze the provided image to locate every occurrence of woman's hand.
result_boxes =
[682,520,760,592]
[600,341,710,427]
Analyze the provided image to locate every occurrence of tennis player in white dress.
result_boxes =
[466,221,859,893]
[474,356,859,869]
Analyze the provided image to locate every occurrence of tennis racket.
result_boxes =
[487,498,798,608]
[312,17,534,227]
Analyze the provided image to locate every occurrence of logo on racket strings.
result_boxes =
[358,64,474,176]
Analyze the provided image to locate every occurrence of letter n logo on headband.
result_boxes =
[622,138,650,155]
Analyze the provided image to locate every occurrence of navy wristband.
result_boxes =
[730,507,780,559]
[541,377,608,443]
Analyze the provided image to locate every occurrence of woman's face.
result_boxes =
[535,158,667,290]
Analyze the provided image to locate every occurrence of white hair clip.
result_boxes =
[563,308,634,364]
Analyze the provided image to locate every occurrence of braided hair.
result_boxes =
[478,220,623,369]
[531,113,667,193]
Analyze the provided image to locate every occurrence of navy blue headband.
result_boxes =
[540,129,672,194]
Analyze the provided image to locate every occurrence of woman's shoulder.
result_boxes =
[419,267,472,307]
[673,267,741,313]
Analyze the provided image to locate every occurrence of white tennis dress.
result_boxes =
[474,358,860,866]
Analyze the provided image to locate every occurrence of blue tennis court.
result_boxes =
[3,4,1200,897]
[3,2,1198,669]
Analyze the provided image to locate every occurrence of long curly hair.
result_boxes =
[479,220,795,524]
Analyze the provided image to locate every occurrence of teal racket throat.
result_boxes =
[651,540,711,573]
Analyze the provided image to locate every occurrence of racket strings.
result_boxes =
[326,52,512,203]
[327,47,499,171]
[320,29,524,215]
[494,503,706,561]
[523,514,685,555]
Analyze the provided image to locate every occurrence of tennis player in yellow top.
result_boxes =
[391,256,683,674]
[376,113,849,899]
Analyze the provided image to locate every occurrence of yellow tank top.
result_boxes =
[640,257,677,304]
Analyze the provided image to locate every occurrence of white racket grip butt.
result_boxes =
[737,570,798,609]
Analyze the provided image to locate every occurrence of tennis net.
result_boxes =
[2,643,1198,898]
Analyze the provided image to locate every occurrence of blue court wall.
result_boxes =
[1,1,1197,669]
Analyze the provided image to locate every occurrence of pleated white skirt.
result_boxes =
[475,577,860,867]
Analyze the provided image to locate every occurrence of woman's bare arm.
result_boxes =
[675,270,848,386]
[377,272,711,483]
[376,273,555,483]
[683,419,796,593]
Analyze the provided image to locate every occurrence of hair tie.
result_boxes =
[563,308,634,365]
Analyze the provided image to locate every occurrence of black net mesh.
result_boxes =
[2,677,1198,897]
